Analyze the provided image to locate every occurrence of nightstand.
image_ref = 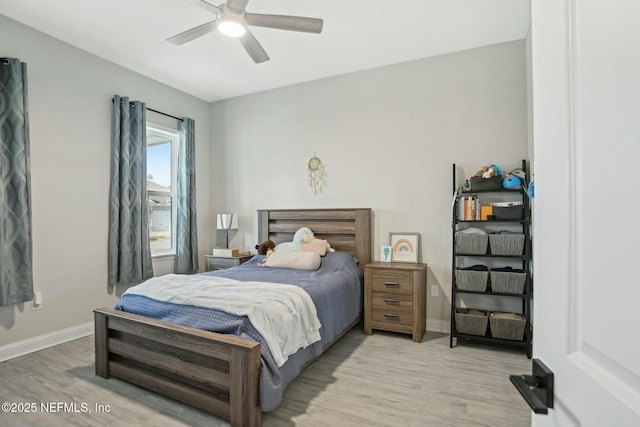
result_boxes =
[204,254,253,272]
[364,262,428,342]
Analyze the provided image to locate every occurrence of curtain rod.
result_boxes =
[146,107,183,122]
[111,98,183,122]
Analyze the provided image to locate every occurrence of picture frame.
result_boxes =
[380,246,392,262]
[389,232,420,263]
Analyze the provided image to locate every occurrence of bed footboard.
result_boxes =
[94,308,261,427]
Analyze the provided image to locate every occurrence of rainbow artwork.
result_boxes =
[393,239,414,253]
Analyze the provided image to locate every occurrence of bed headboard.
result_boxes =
[257,208,372,272]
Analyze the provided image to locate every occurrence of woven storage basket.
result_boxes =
[492,205,524,220]
[455,309,488,336]
[455,233,488,255]
[455,268,489,292]
[470,176,502,191]
[489,233,525,256]
[490,268,526,294]
[489,312,526,340]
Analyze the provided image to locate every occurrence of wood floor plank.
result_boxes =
[0,328,531,427]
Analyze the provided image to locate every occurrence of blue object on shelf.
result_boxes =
[503,175,522,190]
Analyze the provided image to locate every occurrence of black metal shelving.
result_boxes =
[450,160,533,358]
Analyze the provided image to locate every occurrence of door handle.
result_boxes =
[510,358,554,414]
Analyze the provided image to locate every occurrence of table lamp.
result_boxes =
[216,213,238,249]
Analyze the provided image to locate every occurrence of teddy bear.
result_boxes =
[255,239,275,255]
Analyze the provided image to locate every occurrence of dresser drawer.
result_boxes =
[371,307,413,332]
[372,293,414,310]
[364,262,427,342]
[370,270,415,295]
[208,257,238,269]
[205,255,253,271]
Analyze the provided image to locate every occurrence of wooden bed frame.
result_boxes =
[94,208,371,427]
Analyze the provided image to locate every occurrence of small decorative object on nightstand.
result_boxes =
[364,261,428,342]
[205,254,253,272]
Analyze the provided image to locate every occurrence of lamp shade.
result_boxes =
[216,213,238,230]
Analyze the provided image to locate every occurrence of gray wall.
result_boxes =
[0,15,212,346]
[0,13,528,347]
[210,40,529,331]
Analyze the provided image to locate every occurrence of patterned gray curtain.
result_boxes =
[0,58,34,306]
[175,118,199,274]
[108,95,153,286]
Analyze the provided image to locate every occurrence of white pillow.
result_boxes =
[265,251,321,270]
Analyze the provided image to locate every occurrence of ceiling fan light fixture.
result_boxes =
[218,15,246,37]
[168,1,324,63]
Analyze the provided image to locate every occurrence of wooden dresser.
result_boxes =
[364,262,428,342]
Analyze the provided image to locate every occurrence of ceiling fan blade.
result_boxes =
[166,20,218,45]
[239,30,269,63]
[189,0,221,15]
[228,0,250,12]
[245,13,323,33]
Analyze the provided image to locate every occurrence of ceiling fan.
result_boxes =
[167,0,324,64]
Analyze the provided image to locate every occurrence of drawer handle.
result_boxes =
[383,298,400,304]
[383,313,400,318]
[384,282,400,287]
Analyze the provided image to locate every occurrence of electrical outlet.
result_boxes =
[431,285,439,297]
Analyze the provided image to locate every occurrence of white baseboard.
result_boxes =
[427,319,451,334]
[0,322,94,362]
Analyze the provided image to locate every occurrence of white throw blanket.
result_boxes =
[122,274,322,367]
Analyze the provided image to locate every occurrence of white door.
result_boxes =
[530,0,640,426]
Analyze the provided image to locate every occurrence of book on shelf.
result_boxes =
[456,198,528,221]
[481,205,493,221]
[456,195,481,221]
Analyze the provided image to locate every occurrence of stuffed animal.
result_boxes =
[275,227,335,254]
[503,168,526,190]
[474,165,503,178]
[293,227,315,244]
[255,239,275,255]
[502,174,522,190]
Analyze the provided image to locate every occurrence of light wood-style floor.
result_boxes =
[0,327,531,427]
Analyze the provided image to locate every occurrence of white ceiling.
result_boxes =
[0,0,530,103]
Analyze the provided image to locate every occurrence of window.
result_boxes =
[147,124,178,256]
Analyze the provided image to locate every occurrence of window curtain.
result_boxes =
[0,58,34,306]
[108,95,153,286]
[175,118,199,274]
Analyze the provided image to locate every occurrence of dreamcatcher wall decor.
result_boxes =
[307,155,323,195]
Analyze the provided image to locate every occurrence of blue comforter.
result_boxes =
[115,251,363,411]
